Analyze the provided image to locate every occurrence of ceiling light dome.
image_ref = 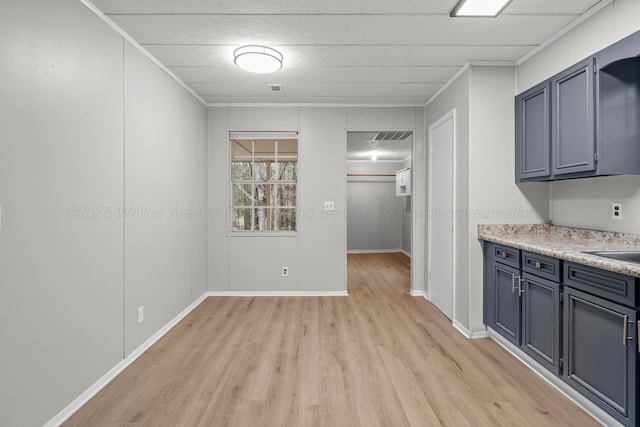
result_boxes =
[234,45,283,74]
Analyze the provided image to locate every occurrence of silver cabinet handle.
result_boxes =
[501,251,507,258]
[511,274,524,296]
[535,261,543,269]
[623,315,632,346]
[518,277,525,296]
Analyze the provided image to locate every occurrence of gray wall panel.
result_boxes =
[0,1,125,425]
[0,1,208,424]
[123,41,207,354]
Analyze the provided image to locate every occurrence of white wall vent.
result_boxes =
[374,131,412,141]
[268,84,284,95]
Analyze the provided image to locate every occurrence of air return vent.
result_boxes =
[268,84,284,96]
[374,131,412,141]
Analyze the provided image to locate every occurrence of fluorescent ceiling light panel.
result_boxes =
[450,0,513,17]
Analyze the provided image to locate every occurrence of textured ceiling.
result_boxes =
[89,0,604,105]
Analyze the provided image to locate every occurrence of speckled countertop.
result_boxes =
[478,224,640,278]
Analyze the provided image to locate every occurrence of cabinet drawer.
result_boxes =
[522,251,561,282]
[564,262,637,307]
[490,244,520,268]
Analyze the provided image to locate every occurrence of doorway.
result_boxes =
[346,131,413,293]
[428,110,456,320]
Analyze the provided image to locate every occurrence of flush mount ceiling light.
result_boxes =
[234,45,283,74]
[450,0,514,17]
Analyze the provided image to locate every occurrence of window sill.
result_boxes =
[228,231,298,237]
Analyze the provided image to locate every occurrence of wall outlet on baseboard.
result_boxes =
[137,306,144,324]
[282,266,289,277]
[612,202,622,220]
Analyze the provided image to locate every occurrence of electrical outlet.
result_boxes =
[282,266,289,277]
[612,202,623,220]
[138,306,144,324]
[324,201,335,211]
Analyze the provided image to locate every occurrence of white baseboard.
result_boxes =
[471,330,490,339]
[45,293,209,427]
[399,249,411,257]
[452,320,489,339]
[410,289,427,298]
[347,249,408,255]
[206,290,349,297]
[487,328,622,427]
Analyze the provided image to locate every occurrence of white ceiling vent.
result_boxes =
[268,84,284,96]
[374,131,412,141]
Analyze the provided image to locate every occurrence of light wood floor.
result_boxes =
[64,253,598,426]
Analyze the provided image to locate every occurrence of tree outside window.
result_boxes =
[230,133,298,232]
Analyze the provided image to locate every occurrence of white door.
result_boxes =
[428,110,455,320]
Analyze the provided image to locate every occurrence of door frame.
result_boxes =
[427,109,456,321]
[344,128,415,293]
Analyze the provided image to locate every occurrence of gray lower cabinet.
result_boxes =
[563,262,639,426]
[485,243,560,361]
[483,242,640,426]
[521,273,561,375]
[491,261,521,345]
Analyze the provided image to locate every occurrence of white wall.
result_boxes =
[347,161,405,252]
[299,108,349,291]
[0,1,207,425]
[425,65,549,333]
[467,65,549,334]
[518,0,640,234]
[123,42,208,353]
[208,106,422,293]
[425,69,471,326]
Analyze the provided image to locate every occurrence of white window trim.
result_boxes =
[228,131,299,236]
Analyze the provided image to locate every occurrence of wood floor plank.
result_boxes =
[63,253,599,427]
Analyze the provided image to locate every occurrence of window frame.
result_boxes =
[228,131,299,236]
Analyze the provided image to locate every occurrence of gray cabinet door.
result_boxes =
[564,287,636,426]
[491,262,521,346]
[516,81,551,181]
[551,58,596,176]
[521,273,561,375]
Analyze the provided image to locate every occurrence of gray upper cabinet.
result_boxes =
[515,81,551,181]
[595,32,640,177]
[551,58,596,177]
[516,29,640,182]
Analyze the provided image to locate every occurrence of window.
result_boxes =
[230,132,298,232]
